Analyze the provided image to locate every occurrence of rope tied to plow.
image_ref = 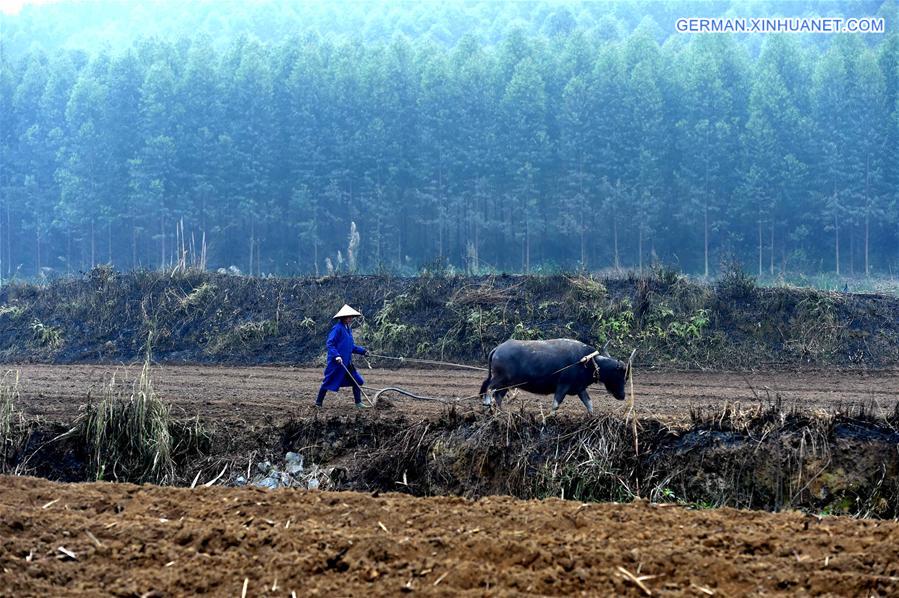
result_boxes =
[365,353,488,372]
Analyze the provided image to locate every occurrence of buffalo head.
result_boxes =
[593,347,635,401]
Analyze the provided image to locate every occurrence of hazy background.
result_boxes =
[0,0,896,279]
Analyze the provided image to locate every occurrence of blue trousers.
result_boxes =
[316,367,362,405]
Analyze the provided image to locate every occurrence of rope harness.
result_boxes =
[365,353,488,372]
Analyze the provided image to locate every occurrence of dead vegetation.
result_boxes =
[1,267,897,367]
[67,356,210,484]
[0,371,33,474]
[448,278,520,306]
[274,399,899,518]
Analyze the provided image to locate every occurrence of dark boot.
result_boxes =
[315,386,327,408]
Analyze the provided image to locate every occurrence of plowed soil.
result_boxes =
[9,363,899,424]
[2,476,898,596]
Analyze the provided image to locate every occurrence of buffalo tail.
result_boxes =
[479,348,495,397]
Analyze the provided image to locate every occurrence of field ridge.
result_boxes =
[2,269,899,368]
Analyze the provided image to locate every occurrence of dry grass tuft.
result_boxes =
[75,356,209,484]
[0,371,32,473]
[448,278,519,307]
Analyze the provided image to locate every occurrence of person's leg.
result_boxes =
[348,365,363,405]
[315,385,327,407]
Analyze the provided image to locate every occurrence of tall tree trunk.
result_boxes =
[201,193,207,239]
[438,206,444,258]
[638,226,643,274]
[758,218,763,277]
[704,140,710,278]
[579,154,586,268]
[160,213,165,269]
[398,190,404,269]
[834,211,840,276]
[473,203,481,274]
[5,201,10,278]
[35,231,41,277]
[613,216,620,270]
[374,210,381,269]
[580,227,586,268]
[107,220,112,266]
[864,152,870,277]
[313,240,319,277]
[769,220,774,276]
[66,226,71,276]
[91,218,96,269]
[704,202,709,278]
[524,213,530,274]
[249,219,255,277]
[781,239,787,274]
[865,211,870,277]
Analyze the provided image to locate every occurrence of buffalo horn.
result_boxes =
[601,340,611,357]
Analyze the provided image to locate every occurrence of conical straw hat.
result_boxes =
[333,304,362,319]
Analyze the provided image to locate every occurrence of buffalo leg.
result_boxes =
[493,389,508,410]
[577,390,594,415]
[551,385,569,413]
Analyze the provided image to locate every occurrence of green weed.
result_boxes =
[179,282,216,310]
[361,294,426,355]
[510,322,541,340]
[0,305,23,319]
[30,319,63,349]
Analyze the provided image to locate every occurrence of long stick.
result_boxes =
[338,361,375,407]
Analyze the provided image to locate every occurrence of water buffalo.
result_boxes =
[478,339,633,414]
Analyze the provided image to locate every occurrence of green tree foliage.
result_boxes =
[0,1,896,277]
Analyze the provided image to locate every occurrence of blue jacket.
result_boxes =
[320,321,366,391]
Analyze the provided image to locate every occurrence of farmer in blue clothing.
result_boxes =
[315,304,368,408]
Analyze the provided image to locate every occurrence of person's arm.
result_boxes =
[352,342,366,355]
[327,326,342,361]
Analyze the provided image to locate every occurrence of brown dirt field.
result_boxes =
[2,476,898,596]
[8,363,899,425]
